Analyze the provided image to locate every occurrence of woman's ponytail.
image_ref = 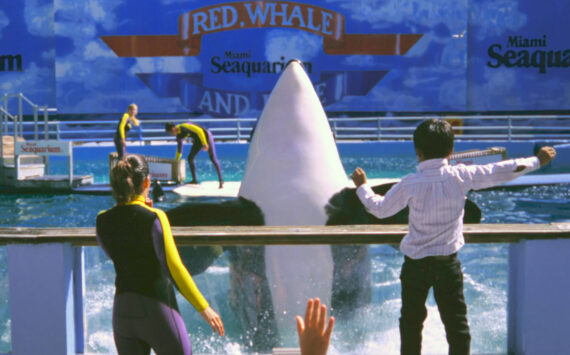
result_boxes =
[110,154,149,204]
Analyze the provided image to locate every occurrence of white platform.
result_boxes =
[172,175,570,198]
[173,181,241,197]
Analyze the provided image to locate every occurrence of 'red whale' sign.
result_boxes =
[101,1,422,57]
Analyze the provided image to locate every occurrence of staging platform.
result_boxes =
[0,174,94,193]
[173,181,241,197]
[170,174,570,198]
[72,182,180,195]
[7,173,569,197]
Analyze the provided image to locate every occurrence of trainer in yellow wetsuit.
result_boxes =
[96,154,224,354]
[114,103,140,159]
[165,121,224,188]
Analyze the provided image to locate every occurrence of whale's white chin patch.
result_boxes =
[239,61,350,331]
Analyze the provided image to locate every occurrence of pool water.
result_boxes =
[0,148,569,354]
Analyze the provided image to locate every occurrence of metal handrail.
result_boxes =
[1,93,57,143]
[329,115,570,142]
[2,223,569,355]
[5,110,570,144]
[1,223,569,246]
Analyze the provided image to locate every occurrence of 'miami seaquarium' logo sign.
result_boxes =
[487,34,570,74]
[102,1,423,116]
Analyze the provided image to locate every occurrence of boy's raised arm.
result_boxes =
[463,146,556,191]
[352,167,409,219]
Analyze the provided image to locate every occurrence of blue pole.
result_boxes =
[7,243,77,355]
[73,247,85,354]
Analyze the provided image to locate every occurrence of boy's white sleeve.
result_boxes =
[356,181,409,219]
[462,156,541,191]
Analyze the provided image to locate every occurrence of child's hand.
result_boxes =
[350,167,367,187]
[537,146,556,166]
[296,298,334,355]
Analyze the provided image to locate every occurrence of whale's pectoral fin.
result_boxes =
[166,197,265,275]
[167,197,265,226]
[464,198,482,224]
[325,185,408,225]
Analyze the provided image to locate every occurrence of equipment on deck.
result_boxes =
[109,152,186,184]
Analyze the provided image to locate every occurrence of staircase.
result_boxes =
[0,93,93,190]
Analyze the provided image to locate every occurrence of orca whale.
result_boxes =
[166,60,481,352]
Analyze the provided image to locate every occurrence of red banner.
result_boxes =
[101,1,422,57]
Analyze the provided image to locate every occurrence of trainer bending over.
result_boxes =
[165,121,223,188]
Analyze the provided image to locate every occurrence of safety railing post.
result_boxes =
[1,94,5,136]
[377,118,382,141]
[508,116,512,142]
[33,105,38,141]
[44,106,48,141]
[237,118,241,141]
[56,121,60,140]
[0,102,4,162]
[332,119,337,139]
[18,93,23,138]
[13,100,17,144]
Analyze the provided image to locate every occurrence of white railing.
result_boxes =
[0,93,56,142]
[39,114,570,143]
[329,115,570,142]
[3,97,570,144]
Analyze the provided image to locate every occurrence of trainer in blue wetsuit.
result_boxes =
[165,121,224,188]
[114,104,140,159]
[96,154,224,355]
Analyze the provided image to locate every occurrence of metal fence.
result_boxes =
[1,223,570,355]
[2,114,568,144]
[3,93,570,144]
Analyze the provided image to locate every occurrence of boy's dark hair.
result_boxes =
[413,119,454,160]
[165,122,176,132]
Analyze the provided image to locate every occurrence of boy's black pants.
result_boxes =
[399,253,471,355]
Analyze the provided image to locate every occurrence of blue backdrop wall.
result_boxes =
[1,0,568,116]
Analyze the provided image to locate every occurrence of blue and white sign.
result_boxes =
[0,0,568,115]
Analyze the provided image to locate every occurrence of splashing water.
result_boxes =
[0,153,568,354]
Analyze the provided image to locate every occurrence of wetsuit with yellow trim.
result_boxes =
[175,122,223,185]
[96,195,207,354]
[114,113,133,159]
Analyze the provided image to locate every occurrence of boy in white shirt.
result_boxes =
[351,119,556,355]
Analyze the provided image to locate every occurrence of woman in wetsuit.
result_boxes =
[165,121,224,188]
[114,104,140,159]
[96,154,224,354]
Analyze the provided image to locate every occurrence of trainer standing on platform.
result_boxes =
[115,103,140,159]
[165,121,224,188]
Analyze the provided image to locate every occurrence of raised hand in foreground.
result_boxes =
[296,298,335,355]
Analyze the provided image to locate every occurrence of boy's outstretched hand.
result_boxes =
[296,298,335,355]
[537,146,556,166]
[351,167,367,187]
